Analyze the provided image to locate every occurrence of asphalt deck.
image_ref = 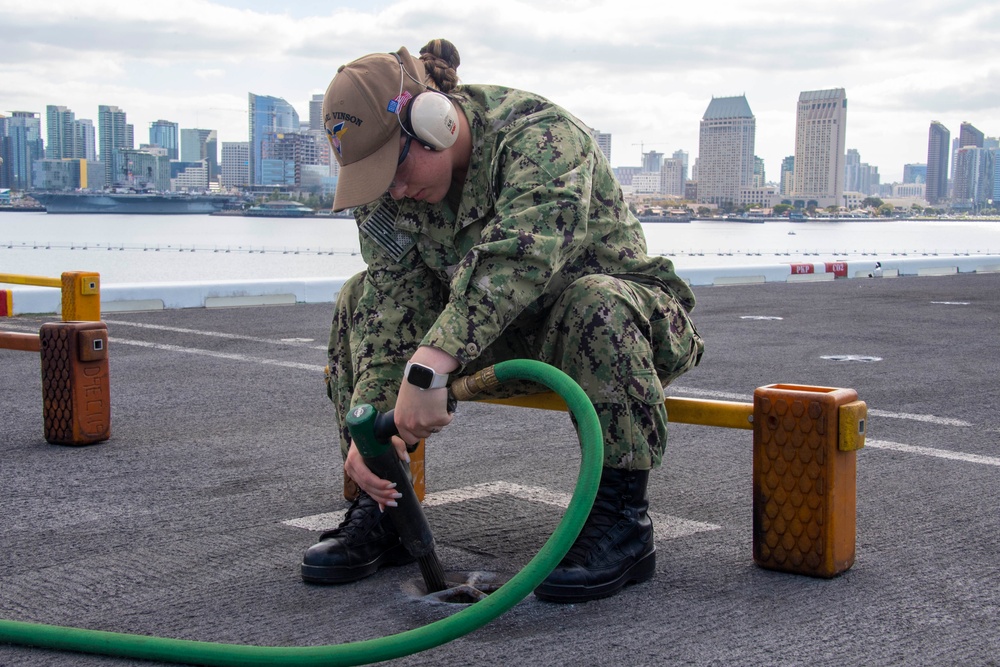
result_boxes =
[2,272,999,666]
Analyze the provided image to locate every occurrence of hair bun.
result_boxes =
[419,39,461,93]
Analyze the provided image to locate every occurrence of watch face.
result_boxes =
[408,364,435,388]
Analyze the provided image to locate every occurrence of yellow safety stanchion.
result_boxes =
[0,271,101,320]
[60,271,101,321]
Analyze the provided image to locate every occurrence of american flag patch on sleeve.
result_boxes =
[358,199,416,262]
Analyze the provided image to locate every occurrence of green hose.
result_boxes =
[0,359,604,666]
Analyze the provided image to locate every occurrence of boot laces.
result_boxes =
[320,493,383,540]
[564,496,625,564]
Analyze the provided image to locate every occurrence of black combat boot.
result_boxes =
[534,468,655,603]
[301,491,415,584]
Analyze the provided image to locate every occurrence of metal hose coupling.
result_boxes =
[450,365,499,401]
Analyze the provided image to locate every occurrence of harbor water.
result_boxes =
[2,211,999,284]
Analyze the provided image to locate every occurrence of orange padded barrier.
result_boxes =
[752,384,865,578]
[39,321,111,446]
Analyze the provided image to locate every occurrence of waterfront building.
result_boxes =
[903,163,927,184]
[697,95,756,207]
[221,141,250,189]
[844,148,861,193]
[265,131,327,188]
[76,119,96,162]
[672,150,689,182]
[959,122,984,149]
[779,156,794,196]
[149,120,179,160]
[752,156,766,188]
[592,131,612,163]
[631,171,661,194]
[248,93,300,186]
[309,94,324,132]
[641,150,664,174]
[953,147,994,209]
[926,121,950,205]
[180,129,218,183]
[660,158,685,197]
[739,185,778,209]
[98,105,134,185]
[46,105,75,159]
[170,161,209,191]
[792,88,847,207]
[892,182,926,199]
[0,111,44,191]
[32,158,84,190]
[613,166,641,187]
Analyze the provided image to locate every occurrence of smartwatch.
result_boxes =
[404,361,449,390]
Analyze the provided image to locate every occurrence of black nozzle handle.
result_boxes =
[345,404,436,558]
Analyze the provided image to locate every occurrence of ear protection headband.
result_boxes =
[392,51,459,151]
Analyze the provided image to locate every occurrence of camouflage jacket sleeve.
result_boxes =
[421,113,596,367]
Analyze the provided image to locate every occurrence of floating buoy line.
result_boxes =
[0,241,989,260]
[1,241,362,256]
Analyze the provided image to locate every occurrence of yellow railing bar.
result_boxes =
[480,392,754,430]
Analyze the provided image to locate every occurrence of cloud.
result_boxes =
[2,0,998,183]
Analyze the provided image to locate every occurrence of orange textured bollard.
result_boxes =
[39,321,111,446]
[752,384,866,578]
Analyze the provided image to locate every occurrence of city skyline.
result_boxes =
[2,0,998,183]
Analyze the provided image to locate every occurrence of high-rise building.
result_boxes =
[697,95,756,206]
[659,158,685,197]
[221,141,250,188]
[0,111,44,190]
[309,94,324,132]
[926,121,950,205]
[779,156,795,196]
[595,131,612,164]
[672,150,689,183]
[46,105,76,159]
[75,119,96,162]
[149,120,179,160]
[792,88,847,206]
[844,148,861,193]
[953,147,994,208]
[752,156,766,188]
[248,93,300,186]
[98,105,134,185]
[902,163,927,184]
[180,128,219,182]
[641,150,663,173]
[959,122,984,149]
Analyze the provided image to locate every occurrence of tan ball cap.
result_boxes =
[324,47,427,211]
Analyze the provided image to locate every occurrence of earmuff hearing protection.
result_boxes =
[392,51,460,151]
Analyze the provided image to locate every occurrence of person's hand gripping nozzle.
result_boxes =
[345,404,448,593]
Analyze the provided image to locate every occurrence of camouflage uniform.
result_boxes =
[329,85,703,471]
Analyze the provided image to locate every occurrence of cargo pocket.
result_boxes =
[650,303,704,386]
[615,369,667,469]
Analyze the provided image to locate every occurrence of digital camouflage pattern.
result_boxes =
[328,84,704,472]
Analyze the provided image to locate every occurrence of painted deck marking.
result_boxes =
[284,481,721,541]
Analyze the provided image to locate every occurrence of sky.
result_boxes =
[2,0,998,183]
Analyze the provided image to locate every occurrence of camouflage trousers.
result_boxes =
[328,271,703,473]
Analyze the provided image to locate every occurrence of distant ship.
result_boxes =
[242,200,316,218]
[31,191,239,215]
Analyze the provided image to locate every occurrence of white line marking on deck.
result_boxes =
[866,409,972,427]
[284,481,721,541]
[865,439,1000,467]
[104,320,326,349]
[109,337,325,372]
